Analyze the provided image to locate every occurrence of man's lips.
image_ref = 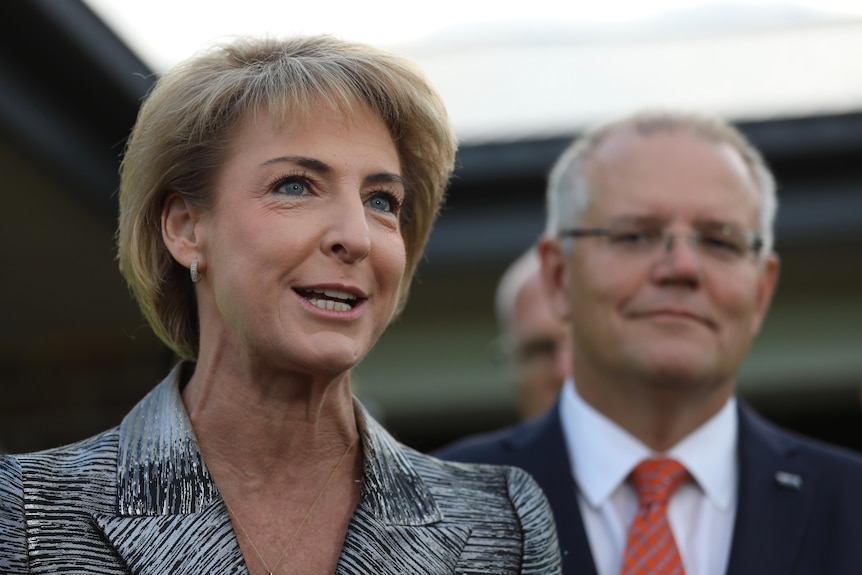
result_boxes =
[631,308,716,329]
[293,286,367,312]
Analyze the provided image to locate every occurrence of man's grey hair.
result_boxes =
[545,109,778,255]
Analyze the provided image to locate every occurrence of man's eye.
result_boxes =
[700,235,743,254]
[610,230,658,245]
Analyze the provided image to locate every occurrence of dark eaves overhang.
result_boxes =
[453,111,862,184]
[427,111,862,266]
[0,0,154,221]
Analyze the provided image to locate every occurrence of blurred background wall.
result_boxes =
[1,0,860,454]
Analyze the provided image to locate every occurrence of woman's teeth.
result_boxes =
[308,297,353,312]
[299,288,358,312]
[320,288,355,301]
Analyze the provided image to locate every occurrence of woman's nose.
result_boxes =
[322,197,372,263]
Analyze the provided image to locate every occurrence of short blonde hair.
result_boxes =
[117,35,457,359]
[546,109,777,255]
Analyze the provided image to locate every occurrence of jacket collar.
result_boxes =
[115,362,219,516]
[493,397,820,575]
[110,363,442,524]
[354,405,442,525]
[93,363,446,573]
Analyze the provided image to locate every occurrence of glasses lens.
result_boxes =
[696,224,752,260]
[606,226,663,252]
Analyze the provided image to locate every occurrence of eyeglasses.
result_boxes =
[558,223,764,263]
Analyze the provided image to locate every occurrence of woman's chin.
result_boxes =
[285,345,366,380]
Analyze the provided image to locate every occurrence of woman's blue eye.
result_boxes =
[276,179,307,196]
[366,193,396,214]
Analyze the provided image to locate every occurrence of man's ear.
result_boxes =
[750,251,780,336]
[538,236,573,321]
[162,192,203,268]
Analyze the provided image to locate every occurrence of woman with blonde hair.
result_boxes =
[0,35,560,575]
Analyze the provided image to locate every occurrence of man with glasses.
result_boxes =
[495,247,570,420]
[436,110,862,575]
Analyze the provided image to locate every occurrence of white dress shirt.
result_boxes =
[558,379,738,575]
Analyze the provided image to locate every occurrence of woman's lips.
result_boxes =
[293,286,366,312]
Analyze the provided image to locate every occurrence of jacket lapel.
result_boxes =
[497,397,817,575]
[336,507,470,575]
[93,501,247,575]
[92,364,248,574]
[94,366,462,575]
[725,402,818,574]
[334,408,469,574]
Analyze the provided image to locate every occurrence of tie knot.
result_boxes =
[630,457,689,506]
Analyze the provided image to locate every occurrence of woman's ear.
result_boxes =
[162,192,203,268]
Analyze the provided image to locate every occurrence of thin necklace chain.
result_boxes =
[223,435,358,575]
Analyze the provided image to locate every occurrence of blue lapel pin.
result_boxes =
[775,471,803,490]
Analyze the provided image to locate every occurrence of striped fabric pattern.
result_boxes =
[620,458,689,575]
[0,365,561,575]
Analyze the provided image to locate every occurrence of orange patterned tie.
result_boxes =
[620,457,689,575]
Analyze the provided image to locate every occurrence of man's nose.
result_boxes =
[653,231,702,282]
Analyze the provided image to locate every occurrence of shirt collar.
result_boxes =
[668,395,737,510]
[559,379,737,511]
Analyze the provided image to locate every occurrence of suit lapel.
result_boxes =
[93,365,247,574]
[94,501,248,575]
[336,507,469,575]
[504,397,818,575]
[94,366,461,575]
[725,402,818,574]
[357,409,443,526]
[503,406,598,575]
[333,407,470,574]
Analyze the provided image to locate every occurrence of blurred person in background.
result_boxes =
[0,35,560,575]
[437,109,862,575]
[496,247,570,420]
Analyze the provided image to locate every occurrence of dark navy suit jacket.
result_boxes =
[435,399,862,575]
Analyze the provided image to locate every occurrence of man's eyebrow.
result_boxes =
[606,214,666,226]
[692,218,747,230]
[605,215,748,229]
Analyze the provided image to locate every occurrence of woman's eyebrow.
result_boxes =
[366,172,408,188]
[261,155,331,173]
[262,156,407,188]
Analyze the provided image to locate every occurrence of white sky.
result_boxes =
[85,0,862,71]
[84,0,862,142]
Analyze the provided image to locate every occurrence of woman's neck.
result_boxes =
[181,355,359,485]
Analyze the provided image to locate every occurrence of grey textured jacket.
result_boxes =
[0,365,561,575]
